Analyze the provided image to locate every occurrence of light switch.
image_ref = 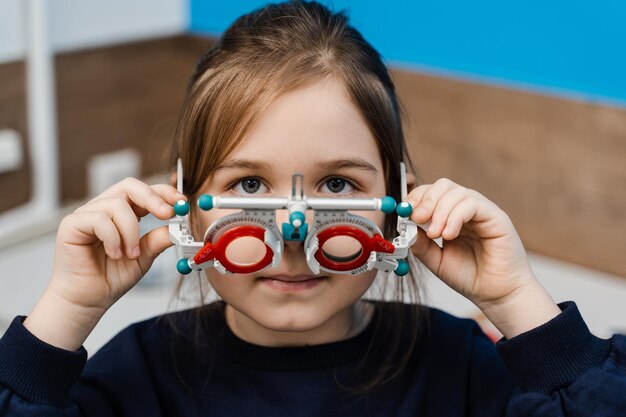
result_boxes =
[87,148,142,197]
[0,129,23,173]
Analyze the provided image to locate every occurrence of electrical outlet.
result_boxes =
[87,148,141,197]
[0,129,23,173]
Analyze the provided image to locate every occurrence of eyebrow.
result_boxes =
[214,158,379,176]
[214,159,272,174]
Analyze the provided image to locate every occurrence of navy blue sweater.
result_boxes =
[0,299,624,416]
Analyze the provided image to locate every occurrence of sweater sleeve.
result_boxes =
[496,301,626,416]
[0,316,88,416]
[0,315,166,417]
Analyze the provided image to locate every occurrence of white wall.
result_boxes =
[0,0,188,64]
[0,0,25,62]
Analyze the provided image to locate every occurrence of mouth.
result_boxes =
[259,274,326,282]
[258,274,328,292]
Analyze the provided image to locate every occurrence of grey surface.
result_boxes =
[0,216,193,355]
[0,316,9,336]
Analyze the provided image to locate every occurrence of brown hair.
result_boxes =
[165,0,428,398]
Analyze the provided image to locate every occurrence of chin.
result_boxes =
[222,296,331,334]
[254,303,328,332]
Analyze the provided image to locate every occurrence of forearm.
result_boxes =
[23,288,105,351]
[478,280,561,340]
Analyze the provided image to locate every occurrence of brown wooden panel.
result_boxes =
[0,35,213,208]
[392,69,626,277]
[55,35,212,200]
[0,61,31,211]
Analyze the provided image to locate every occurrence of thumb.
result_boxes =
[410,226,443,277]
[136,225,174,272]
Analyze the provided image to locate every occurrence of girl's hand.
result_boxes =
[24,178,185,350]
[407,178,561,338]
[51,177,184,310]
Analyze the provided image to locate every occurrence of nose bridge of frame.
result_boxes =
[279,173,309,242]
[279,207,316,243]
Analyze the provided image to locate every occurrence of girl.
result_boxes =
[0,1,624,415]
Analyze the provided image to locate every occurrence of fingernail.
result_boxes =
[161,203,172,212]
[428,222,437,233]
[114,248,122,259]
[132,246,141,257]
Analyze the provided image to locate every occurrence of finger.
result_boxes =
[401,184,432,229]
[75,198,142,259]
[152,183,187,204]
[63,212,123,260]
[136,226,174,274]
[404,183,430,209]
[407,178,458,225]
[427,186,475,239]
[90,178,186,220]
[441,195,506,240]
[441,198,478,240]
[410,227,443,277]
[170,172,178,189]
[125,184,188,219]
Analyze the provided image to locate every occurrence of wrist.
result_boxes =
[23,288,105,351]
[478,281,562,339]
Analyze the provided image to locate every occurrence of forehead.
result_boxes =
[226,77,382,172]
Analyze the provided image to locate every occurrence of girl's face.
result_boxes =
[194,76,387,347]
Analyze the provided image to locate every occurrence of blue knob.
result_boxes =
[394,259,410,276]
[380,196,397,214]
[396,201,413,218]
[174,200,190,216]
[177,258,193,275]
[198,194,213,211]
[290,211,305,227]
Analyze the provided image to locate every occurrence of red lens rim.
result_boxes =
[193,225,274,273]
[314,226,394,272]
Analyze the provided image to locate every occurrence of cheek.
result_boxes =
[205,269,257,301]
[350,209,386,233]
[373,210,386,231]
[191,208,241,241]
[328,269,377,299]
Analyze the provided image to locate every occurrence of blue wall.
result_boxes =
[189,1,626,106]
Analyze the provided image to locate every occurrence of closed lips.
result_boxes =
[262,275,325,282]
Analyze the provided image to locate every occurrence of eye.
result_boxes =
[230,177,269,195]
[320,177,358,195]
[227,175,359,196]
